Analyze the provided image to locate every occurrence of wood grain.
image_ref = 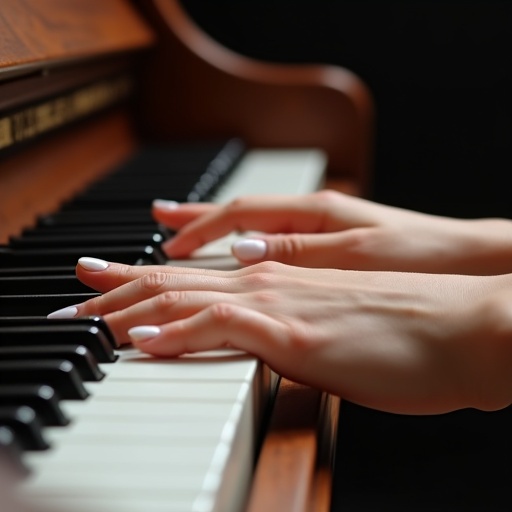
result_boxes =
[245,379,340,512]
[0,0,154,71]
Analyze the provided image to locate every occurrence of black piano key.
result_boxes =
[0,426,29,477]
[37,210,154,227]
[0,316,117,349]
[0,266,76,277]
[0,360,89,400]
[60,195,184,209]
[8,232,165,249]
[0,385,69,427]
[0,324,117,363]
[0,293,99,316]
[0,345,105,382]
[21,224,174,238]
[0,245,167,267]
[0,275,94,294]
[0,406,49,451]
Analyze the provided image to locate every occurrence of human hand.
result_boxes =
[54,257,512,415]
[153,191,512,275]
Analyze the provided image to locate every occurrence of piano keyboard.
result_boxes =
[0,140,326,512]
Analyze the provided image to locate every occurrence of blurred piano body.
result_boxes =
[0,1,373,511]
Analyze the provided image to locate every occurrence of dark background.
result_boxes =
[182,1,511,219]
[180,2,512,511]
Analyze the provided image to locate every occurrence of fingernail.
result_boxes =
[153,199,179,210]
[128,325,161,342]
[232,239,267,261]
[47,305,78,319]
[78,257,109,271]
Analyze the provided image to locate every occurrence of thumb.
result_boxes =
[232,233,358,268]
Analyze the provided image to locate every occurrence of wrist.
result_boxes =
[461,277,512,410]
[461,218,512,275]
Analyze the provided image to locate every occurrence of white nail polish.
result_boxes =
[78,257,109,271]
[47,306,78,319]
[128,325,161,342]
[232,239,267,260]
[153,199,180,210]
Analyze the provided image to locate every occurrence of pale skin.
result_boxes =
[154,190,512,275]
[50,190,512,416]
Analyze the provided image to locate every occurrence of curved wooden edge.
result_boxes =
[136,0,375,197]
[244,378,340,512]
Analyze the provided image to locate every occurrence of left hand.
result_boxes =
[153,192,512,275]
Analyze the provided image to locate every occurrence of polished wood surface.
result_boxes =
[0,0,154,73]
[245,379,340,512]
[0,0,154,242]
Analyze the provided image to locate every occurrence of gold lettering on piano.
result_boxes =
[0,76,133,153]
[0,117,13,149]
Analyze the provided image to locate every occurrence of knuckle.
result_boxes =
[140,272,171,293]
[275,234,305,264]
[343,227,373,248]
[282,321,312,352]
[81,294,105,314]
[252,290,280,306]
[252,260,283,274]
[241,261,284,288]
[226,197,246,211]
[314,189,340,204]
[209,302,238,324]
[111,263,134,281]
[153,290,181,312]
[336,228,378,268]
[311,189,342,210]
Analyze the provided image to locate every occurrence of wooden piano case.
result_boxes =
[0,1,374,511]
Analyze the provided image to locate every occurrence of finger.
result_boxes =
[75,257,237,293]
[103,290,233,344]
[231,230,373,268]
[152,201,218,229]
[127,303,291,364]
[75,270,239,319]
[161,194,329,257]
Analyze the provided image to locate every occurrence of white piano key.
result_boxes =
[83,380,251,402]
[100,348,260,382]
[60,397,237,421]
[211,149,327,202]
[25,443,221,471]
[42,416,229,445]
[25,465,222,493]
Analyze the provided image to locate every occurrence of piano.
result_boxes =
[0,1,374,511]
